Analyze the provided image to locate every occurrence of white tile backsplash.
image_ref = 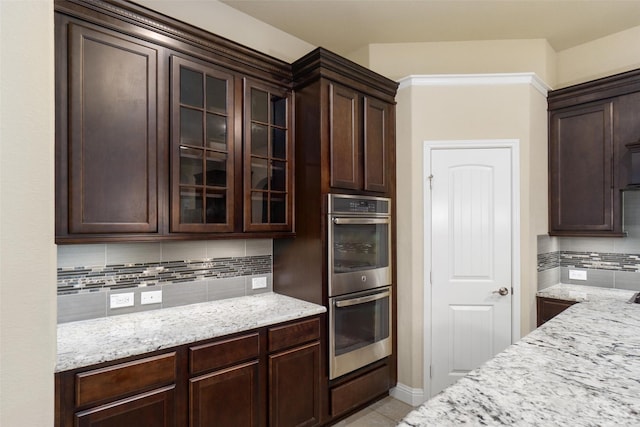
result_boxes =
[206,239,246,258]
[57,244,106,268]
[106,242,161,265]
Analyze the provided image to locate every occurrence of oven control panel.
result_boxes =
[328,194,390,216]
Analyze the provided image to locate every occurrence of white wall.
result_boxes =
[0,1,57,426]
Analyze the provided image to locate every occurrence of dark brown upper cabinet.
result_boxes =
[293,48,397,197]
[56,21,160,236]
[548,69,640,237]
[170,56,237,233]
[55,0,294,243]
[549,101,615,234]
[244,80,293,232]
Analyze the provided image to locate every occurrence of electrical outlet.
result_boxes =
[110,292,134,309]
[141,290,162,305]
[569,269,587,281]
[251,277,267,289]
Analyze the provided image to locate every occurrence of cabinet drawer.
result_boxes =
[190,333,260,375]
[268,317,320,353]
[330,364,390,417]
[75,352,176,407]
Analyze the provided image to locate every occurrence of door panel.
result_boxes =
[329,83,361,190]
[430,147,512,396]
[67,23,158,233]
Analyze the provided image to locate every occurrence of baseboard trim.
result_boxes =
[390,383,426,407]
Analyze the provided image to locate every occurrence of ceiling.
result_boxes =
[220,0,640,56]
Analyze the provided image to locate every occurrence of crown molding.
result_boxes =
[397,72,551,97]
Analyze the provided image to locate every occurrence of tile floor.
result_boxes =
[332,396,415,426]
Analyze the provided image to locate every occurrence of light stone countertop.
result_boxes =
[399,285,640,426]
[56,292,325,372]
[536,283,637,303]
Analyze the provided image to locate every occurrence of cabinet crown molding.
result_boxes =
[397,72,550,97]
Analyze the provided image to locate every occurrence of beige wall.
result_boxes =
[0,1,57,426]
[556,25,640,88]
[134,0,314,63]
[3,0,639,420]
[353,39,557,86]
[394,78,548,392]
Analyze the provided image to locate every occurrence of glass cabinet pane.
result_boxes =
[180,188,203,224]
[180,107,203,146]
[206,76,226,113]
[206,114,227,150]
[180,148,203,185]
[251,192,268,223]
[270,160,285,191]
[251,123,268,157]
[206,151,227,187]
[180,68,203,107]
[272,96,286,127]
[246,83,290,229]
[270,195,286,224]
[272,128,286,159]
[206,189,226,223]
[251,89,268,123]
[172,57,234,232]
[251,158,269,189]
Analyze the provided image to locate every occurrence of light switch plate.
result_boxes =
[252,277,267,289]
[141,290,162,305]
[569,269,587,281]
[110,292,134,309]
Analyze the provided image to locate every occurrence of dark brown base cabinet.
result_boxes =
[55,0,294,243]
[55,315,323,427]
[548,69,640,236]
[536,297,578,326]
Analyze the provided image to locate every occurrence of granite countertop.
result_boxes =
[400,286,640,426]
[537,283,637,303]
[56,292,325,372]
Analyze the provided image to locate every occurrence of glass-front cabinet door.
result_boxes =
[244,80,293,232]
[171,56,235,232]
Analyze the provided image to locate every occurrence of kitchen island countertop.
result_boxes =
[400,285,640,426]
[56,292,325,372]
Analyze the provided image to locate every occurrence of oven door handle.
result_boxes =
[332,217,390,225]
[335,290,390,308]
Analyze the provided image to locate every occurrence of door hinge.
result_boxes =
[429,365,433,378]
[428,174,434,189]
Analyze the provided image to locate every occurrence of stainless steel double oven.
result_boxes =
[327,194,392,379]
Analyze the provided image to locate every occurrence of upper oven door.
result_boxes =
[328,216,392,296]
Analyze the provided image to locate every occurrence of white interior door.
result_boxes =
[429,147,513,396]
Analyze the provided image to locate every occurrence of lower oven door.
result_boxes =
[329,286,392,380]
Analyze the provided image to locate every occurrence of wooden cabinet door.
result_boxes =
[75,386,175,427]
[64,23,159,234]
[190,361,260,427]
[170,55,237,233]
[536,297,578,326]
[244,79,293,232]
[363,97,392,193]
[549,101,615,235]
[329,83,362,191]
[269,342,321,427]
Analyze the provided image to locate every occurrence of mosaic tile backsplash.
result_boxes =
[57,239,274,323]
[538,251,640,273]
[58,256,271,294]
